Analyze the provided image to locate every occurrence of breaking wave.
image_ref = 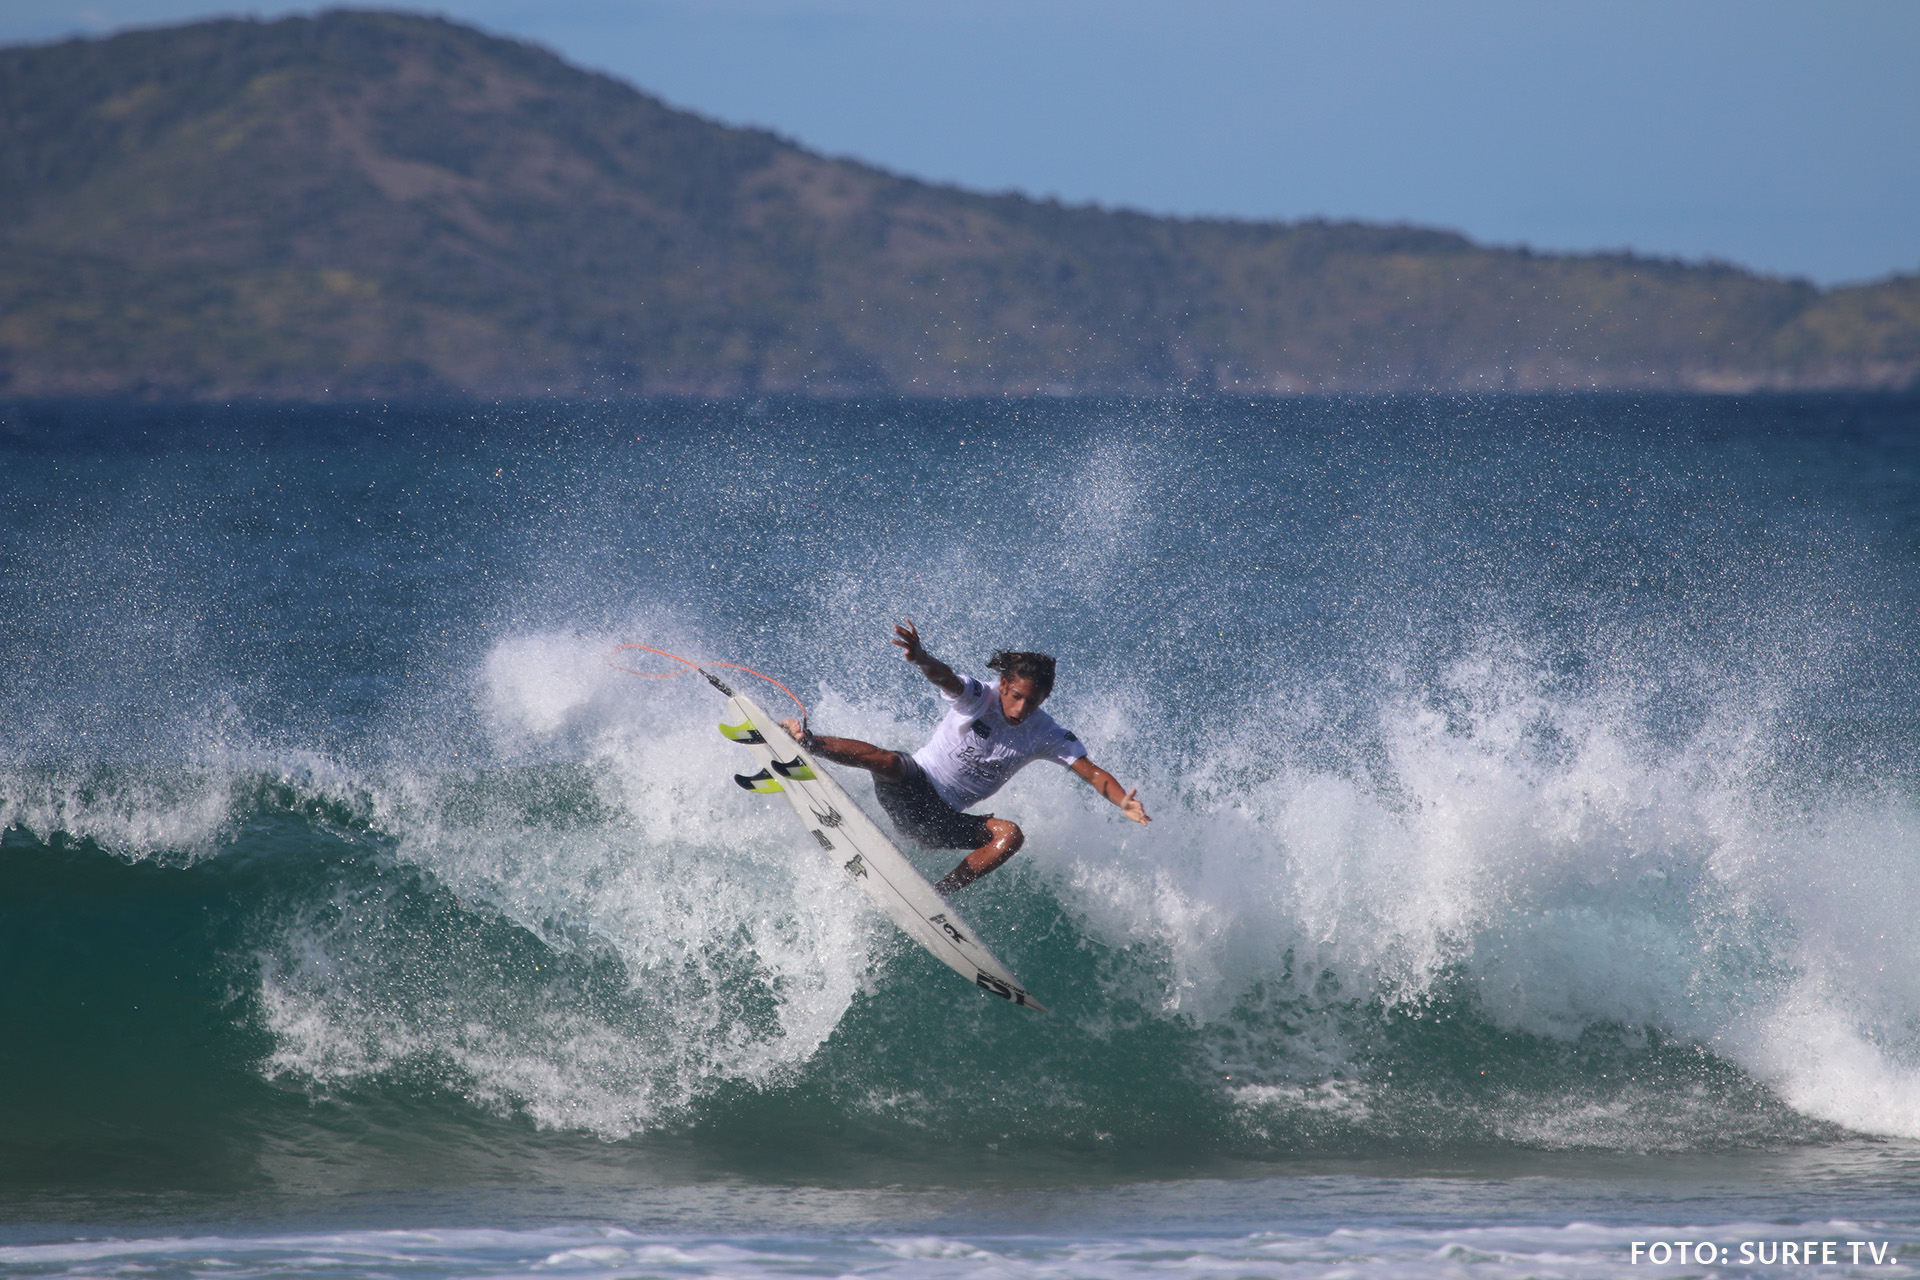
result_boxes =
[4,395,1918,1190]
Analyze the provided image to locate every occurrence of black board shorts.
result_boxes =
[872,755,993,851]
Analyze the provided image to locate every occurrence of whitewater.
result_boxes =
[3,394,1918,1276]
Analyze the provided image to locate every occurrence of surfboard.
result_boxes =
[718,690,1045,1011]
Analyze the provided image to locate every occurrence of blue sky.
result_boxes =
[7,0,1916,285]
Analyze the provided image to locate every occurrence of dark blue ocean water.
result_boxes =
[3,395,1919,1277]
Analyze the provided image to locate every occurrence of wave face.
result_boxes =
[4,395,1919,1192]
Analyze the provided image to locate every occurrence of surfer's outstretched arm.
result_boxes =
[1070,757,1151,825]
[891,618,964,696]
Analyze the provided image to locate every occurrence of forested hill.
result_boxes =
[3,10,1917,398]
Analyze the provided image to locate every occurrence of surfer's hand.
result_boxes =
[893,620,964,696]
[891,618,926,663]
[778,718,814,747]
[1120,789,1152,825]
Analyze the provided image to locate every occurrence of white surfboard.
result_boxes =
[718,688,1045,1011]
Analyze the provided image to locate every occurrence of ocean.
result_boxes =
[2,394,1918,1277]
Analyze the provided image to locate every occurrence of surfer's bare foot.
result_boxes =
[933,868,972,895]
[777,725,907,780]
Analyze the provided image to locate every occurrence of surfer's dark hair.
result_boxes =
[987,650,1056,698]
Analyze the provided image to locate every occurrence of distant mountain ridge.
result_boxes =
[2,9,1916,398]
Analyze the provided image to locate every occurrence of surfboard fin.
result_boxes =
[734,769,783,793]
[719,721,765,744]
[769,756,817,780]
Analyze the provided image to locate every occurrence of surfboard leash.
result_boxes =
[606,642,808,722]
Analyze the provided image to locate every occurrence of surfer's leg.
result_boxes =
[779,719,907,782]
[934,818,1024,895]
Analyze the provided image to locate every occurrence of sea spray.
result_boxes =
[4,395,1917,1194]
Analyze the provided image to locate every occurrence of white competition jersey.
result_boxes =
[911,674,1087,810]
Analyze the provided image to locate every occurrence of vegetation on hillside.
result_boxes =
[2,10,1915,397]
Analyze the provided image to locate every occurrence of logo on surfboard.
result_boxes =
[928,912,971,948]
[975,971,1033,1007]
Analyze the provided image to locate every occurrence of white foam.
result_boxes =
[0,731,370,864]
[3,1221,1905,1280]
[257,627,877,1138]
[0,761,239,861]
[1012,632,1920,1141]
[21,604,1917,1147]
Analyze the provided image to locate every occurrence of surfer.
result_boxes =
[780,620,1150,894]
